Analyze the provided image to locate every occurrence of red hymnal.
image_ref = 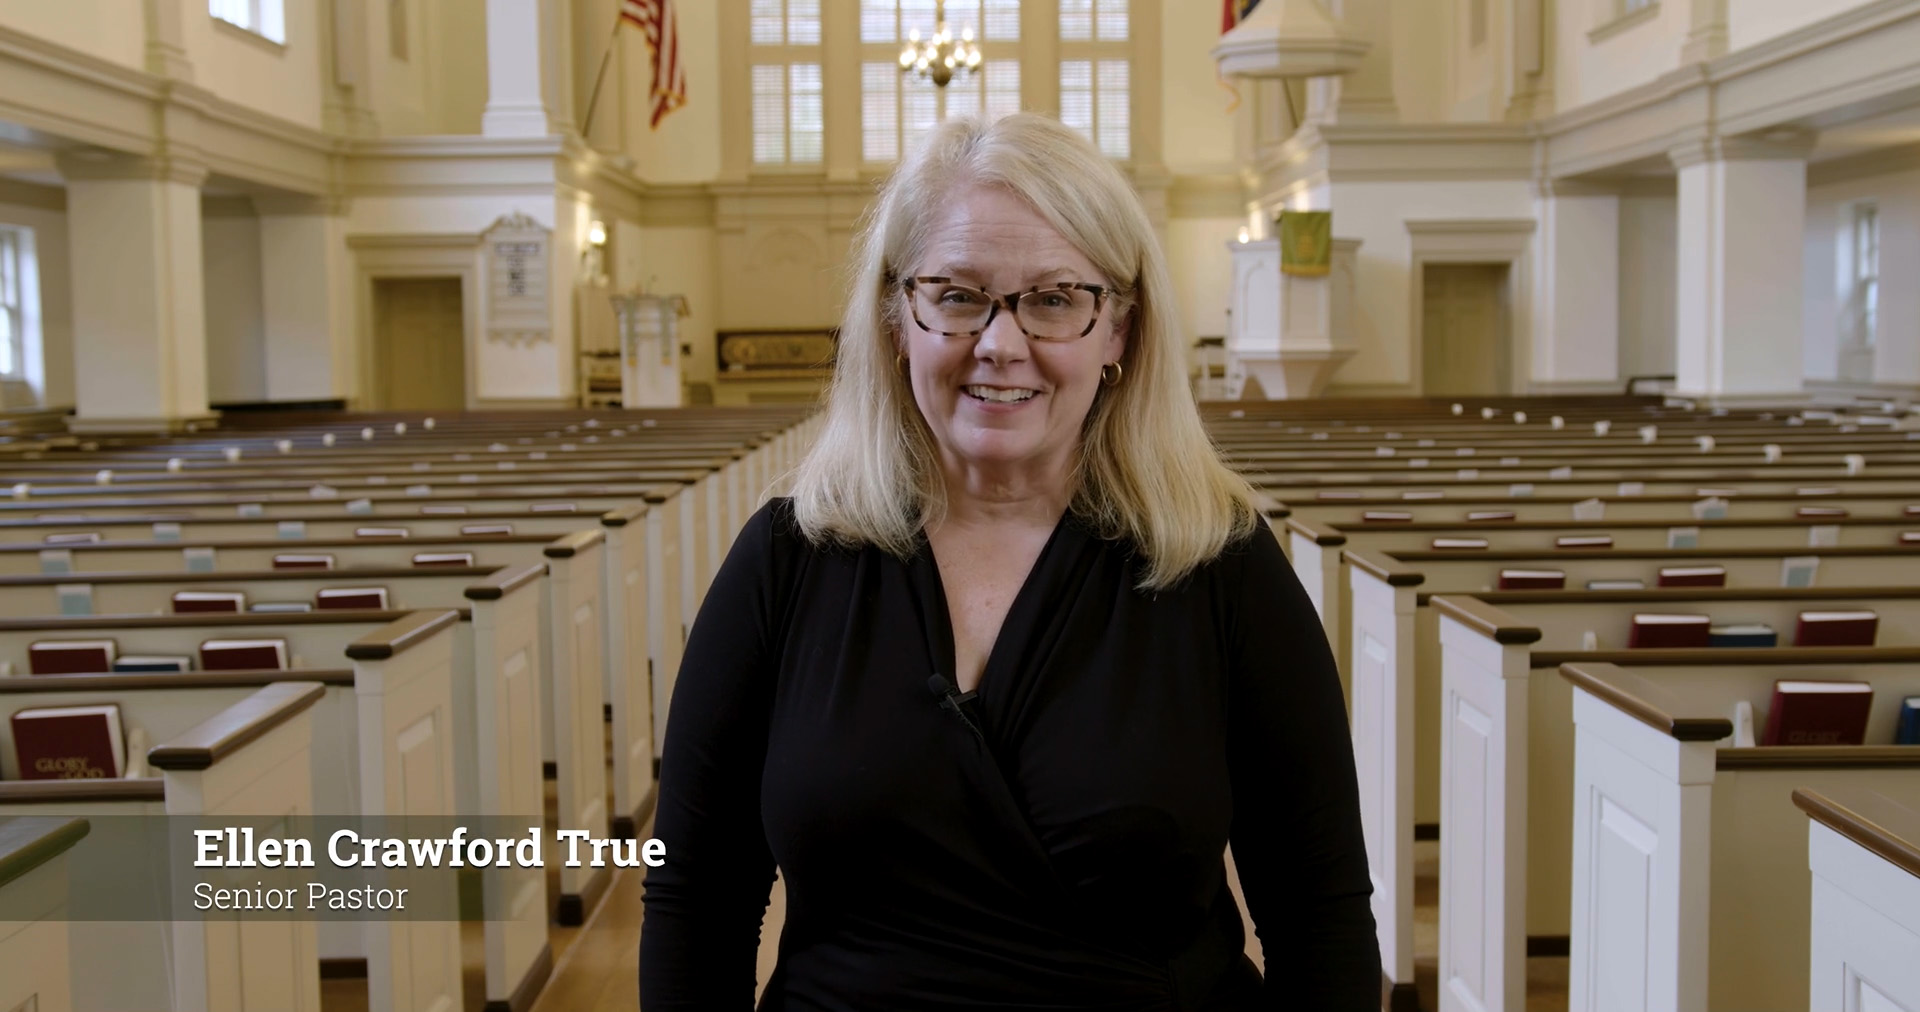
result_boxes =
[412,552,474,568]
[1901,532,1920,545]
[1557,535,1613,549]
[1760,680,1873,746]
[1628,613,1712,648]
[316,587,390,611]
[355,527,409,539]
[172,590,244,614]
[200,638,289,671]
[1796,506,1848,519]
[1361,511,1413,522]
[42,532,101,545]
[1498,569,1565,590]
[1793,610,1878,647]
[461,523,514,536]
[272,554,336,571]
[10,704,124,779]
[1467,510,1516,522]
[1431,537,1488,550]
[27,639,117,675]
[1657,565,1727,588]
[529,503,577,513]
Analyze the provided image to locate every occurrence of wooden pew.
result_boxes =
[0,682,330,1012]
[1432,592,1920,1012]
[1562,663,1920,1012]
[0,613,465,1012]
[0,816,87,1012]
[1793,787,1920,1011]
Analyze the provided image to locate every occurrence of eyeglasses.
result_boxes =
[902,276,1121,341]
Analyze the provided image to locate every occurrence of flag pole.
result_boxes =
[581,5,627,142]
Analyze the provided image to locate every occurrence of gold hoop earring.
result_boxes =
[1101,361,1123,387]
[895,351,907,372]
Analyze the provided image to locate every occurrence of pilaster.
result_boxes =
[483,0,571,138]
[256,193,356,403]
[144,0,194,80]
[1531,177,1619,388]
[1681,0,1729,64]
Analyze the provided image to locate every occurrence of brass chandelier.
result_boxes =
[898,0,982,88]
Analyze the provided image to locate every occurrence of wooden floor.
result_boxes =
[1411,840,1569,1012]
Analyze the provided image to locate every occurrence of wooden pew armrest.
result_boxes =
[1793,786,1920,880]
[0,816,90,891]
[465,564,544,601]
[344,608,461,660]
[544,528,607,559]
[147,681,328,771]
[1347,549,1425,587]
[1432,595,1540,644]
[1287,516,1346,547]
[1559,662,1732,741]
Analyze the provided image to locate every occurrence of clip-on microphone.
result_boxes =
[926,673,984,740]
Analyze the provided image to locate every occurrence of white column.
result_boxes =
[1531,180,1619,390]
[257,194,355,403]
[1669,131,1814,400]
[56,151,212,431]
[482,0,572,137]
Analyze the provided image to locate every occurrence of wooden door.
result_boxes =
[373,277,466,410]
[1421,263,1510,396]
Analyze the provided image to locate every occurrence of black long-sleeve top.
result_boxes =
[640,498,1378,1010]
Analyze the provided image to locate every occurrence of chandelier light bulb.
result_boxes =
[908,27,920,41]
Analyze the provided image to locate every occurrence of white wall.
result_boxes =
[202,201,267,404]
[184,0,327,132]
[1617,186,1676,381]
[0,188,73,409]
[1553,0,1687,111]
[0,0,143,70]
[1728,0,1875,53]
[1323,178,1536,390]
[1804,164,1920,387]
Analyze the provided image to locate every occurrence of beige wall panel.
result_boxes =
[1159,0,1238,177]
[1552,0,1687,111]
[1615,188,1677,383]
[624,0,721,182]
[184,0,327,131]
[1728,0,1878,52]
[637,225,717,388]
[202,205,268,404]
[0,0,144,70]
[1166,217,1240,343]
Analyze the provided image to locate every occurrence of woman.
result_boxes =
[640,112,1378,1010]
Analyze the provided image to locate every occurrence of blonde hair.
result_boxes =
[787,112,1257,589]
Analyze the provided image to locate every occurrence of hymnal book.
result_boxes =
[1431,537,1487,550]
[113,655,190,672]
[529,503,578,513]
[1896,697,1920,745]
[11,704,124,779]
[1902,532,1920,545]
[199,638,289,671]
[1905,505,1920,517]
[1586,579,1645,590]
[1467,510,1515,522]
[1572,498,1605,520]
[1760,680,1873,746]
[250,602,313,614]
[316,587,390,610]
[412,552,475,568]
[1709,623,1777,648]
[273,554,335,570]
[420,505,468,515]
[1628,613,1712,649]
[1808,525,1841,548]
[43,532,101,545]
[1498,569,1565,590]
[1667,526,1701,549]
[1508,484,1534,497]
[1796,506,1848,518]
[1361,511,1413,522]
[461,523,514,536]
[172,590,244,614]
[1557,535,1613,549]
[1657,565,1727,588]
[355,527,409,539]
[1793,610,1879,647]
[28,639,116,675]
[1692,497,1730,520]
[1726,700,1757,747]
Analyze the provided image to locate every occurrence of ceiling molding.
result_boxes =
[1807,139,1920,188]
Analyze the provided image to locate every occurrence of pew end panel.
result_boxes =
[0,817,88,1012]
[1346,555,1422,995]
[1286,517,1348,696]
[346,611,463,1012]
[1797,788,1920,1012]
[542,532,611,923]
[1433,595,1539,1012]
[601,506,656,838]
[645,489,685,766]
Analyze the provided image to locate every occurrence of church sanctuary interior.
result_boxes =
[2,0,1920,1011]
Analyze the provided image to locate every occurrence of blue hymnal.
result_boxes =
[112,655,191,673]
[1709,624,1777,648]
[1898,697,1920,745]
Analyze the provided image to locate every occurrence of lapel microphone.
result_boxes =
[926,673,985,741]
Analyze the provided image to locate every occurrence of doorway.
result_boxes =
[1421,262,1511,396]
[372,277,466,410]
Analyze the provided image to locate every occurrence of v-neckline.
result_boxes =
[917,509,1075,706]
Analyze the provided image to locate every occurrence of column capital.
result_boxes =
[1667,127,1817,170]
[55,148,209,187]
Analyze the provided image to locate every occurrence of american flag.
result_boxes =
[621,0,686,128]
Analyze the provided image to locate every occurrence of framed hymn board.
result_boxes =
[715,329,837,377]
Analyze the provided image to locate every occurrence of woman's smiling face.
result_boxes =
[898,184,1126,483]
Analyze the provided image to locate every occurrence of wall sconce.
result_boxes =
[587,220,608,248]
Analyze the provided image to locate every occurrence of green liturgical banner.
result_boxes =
[1278,211,1332,277]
